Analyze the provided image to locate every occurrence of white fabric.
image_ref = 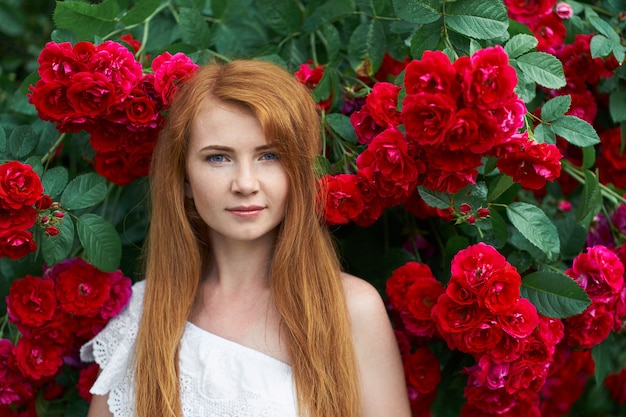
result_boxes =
[80,281,298,417]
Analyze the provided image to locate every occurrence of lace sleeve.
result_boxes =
[80,280,145,396]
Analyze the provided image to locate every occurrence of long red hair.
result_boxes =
[134,59,361,417]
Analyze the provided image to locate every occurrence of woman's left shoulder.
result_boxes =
[340,272,388,330]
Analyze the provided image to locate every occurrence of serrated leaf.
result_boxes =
[504,34,537,58]
[575,170,602,227]
[391,0,440,24]
[77,213,122,272]
[445,0,508,40]
[53,0,119,40]
[533,123,556,144]
[541,95,571,122]
[555,214,587,259]
[590,34,613,58]
[326,113,357,144]
[179,7,212,49]
[312,69,333,102]
[410,22,443,58]
[551,115,600,147]
[257,0,302,35]
[8,126,38,159]
[589,16,620,42]
[301,0,355,33]
[516,52,566,89]
[314,157,333,176]
[521,270,590,318]
[60,173,108,210]
[42,167,69,199]
[507,202,560,260]
[319,22,341,63]
[417,186,450,209]
[513,67,536,103]
[41,216,75,267]
[120,0,163,26]
[348,20,386,76]
[581,145,596,170]
[609,89,626,123]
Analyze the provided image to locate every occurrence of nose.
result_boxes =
[231,161,259,195]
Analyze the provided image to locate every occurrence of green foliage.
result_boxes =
[521,270,591,318]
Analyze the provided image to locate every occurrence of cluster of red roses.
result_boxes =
[1,258,131,412]
[0,161,58,260]
[387,241,626,416]
[504,0,573,51]
[28,38,199,185]
[319,46,563,227]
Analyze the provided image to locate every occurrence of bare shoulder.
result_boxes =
[340,272,412,417]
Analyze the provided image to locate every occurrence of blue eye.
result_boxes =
[261,152,278,161]
[206,154,227,163]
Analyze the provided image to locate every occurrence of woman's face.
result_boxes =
[185,100,289,246]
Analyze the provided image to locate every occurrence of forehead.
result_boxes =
[188,100,269,150]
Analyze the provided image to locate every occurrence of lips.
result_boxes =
[227,205,265,217]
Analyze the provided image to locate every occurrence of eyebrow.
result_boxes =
[198,144,275,153]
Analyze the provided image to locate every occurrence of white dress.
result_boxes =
[80,281,298,417]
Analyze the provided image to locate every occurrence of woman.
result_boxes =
[82,59,410,417]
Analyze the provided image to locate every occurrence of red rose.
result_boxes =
[489,333,526,363]
[598,127,626,188]
[66,71,117,118]
[0,206,36,233]
[405,275,444,321]
[365,82,401,127]
[93,150,134,186]
[386,261,435,311]
[77,363,100,402]
[52,258,112,317]
[404,347,441,394]
[463,46,517,110]
[566,245,624,303]
[469,355,510,390]
[504,0,555,24]
[151,51,199,106]
[349,107,386,146]
[450,243,510,294]
[352,174,386,227]
[6,275,56,327]
[564,302,614,348]
[28,79,83,132]
[0,162,44,211]
[496,132,562,190]
[120,33,142,53]
[91,40,143,98]
[0,339,36,406]
[482,266,522,314]
[19,309,76,349]
[37,41,87,83]
[0,230,37,260]
[123,89,158,125]
[356,128,421,206]
[605,368,626,405]
[401,92,457,146]
[444,108,480,152]
[404,50,461,99]
[14,337,63,380]
[463,316,504,353]
[497,298,539,339]
[432,294,487,335]
[317,174,365,226]
[558,34,614,88]
[72,41,97,65]
[530,11,567,52]
[294,62,324,86]
[99,269,132,320]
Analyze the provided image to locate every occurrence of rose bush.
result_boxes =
[1,0,626,415]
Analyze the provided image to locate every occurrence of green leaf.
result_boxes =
[533,123,556,144]
[513,67,536,103]
[211,0,254,20]
[60,173,108,210]
[506,202,560,260]
[391,0,440,24]
[42,167,69,199]
[555,214,587,259]
[348,20,386,76]
[302,0,355,33]
[320,22,341,63]
[487,174,514,202]
[312,69,333,102]
[590,34,613,58]
[609,88,626,123]
[53,0,119,40]
[516,52,566,89]
[521,270,590,318]
[120,0,163,26]
[589,16,620,42]
[504,34,537,58]
[179,7,212,49]
[445,0,508,40]
[314,156,333,176]
[575,170,602,227]
[257,0,302,35]
[417,186,450,209]
[410,22,443,58]
[551,115,600,147]
[326,113,357,144]
[541,95,571,122]
[8,126,38,159]
[581,145,596,170]
[77,213,122,272]
[41,215,75,267]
